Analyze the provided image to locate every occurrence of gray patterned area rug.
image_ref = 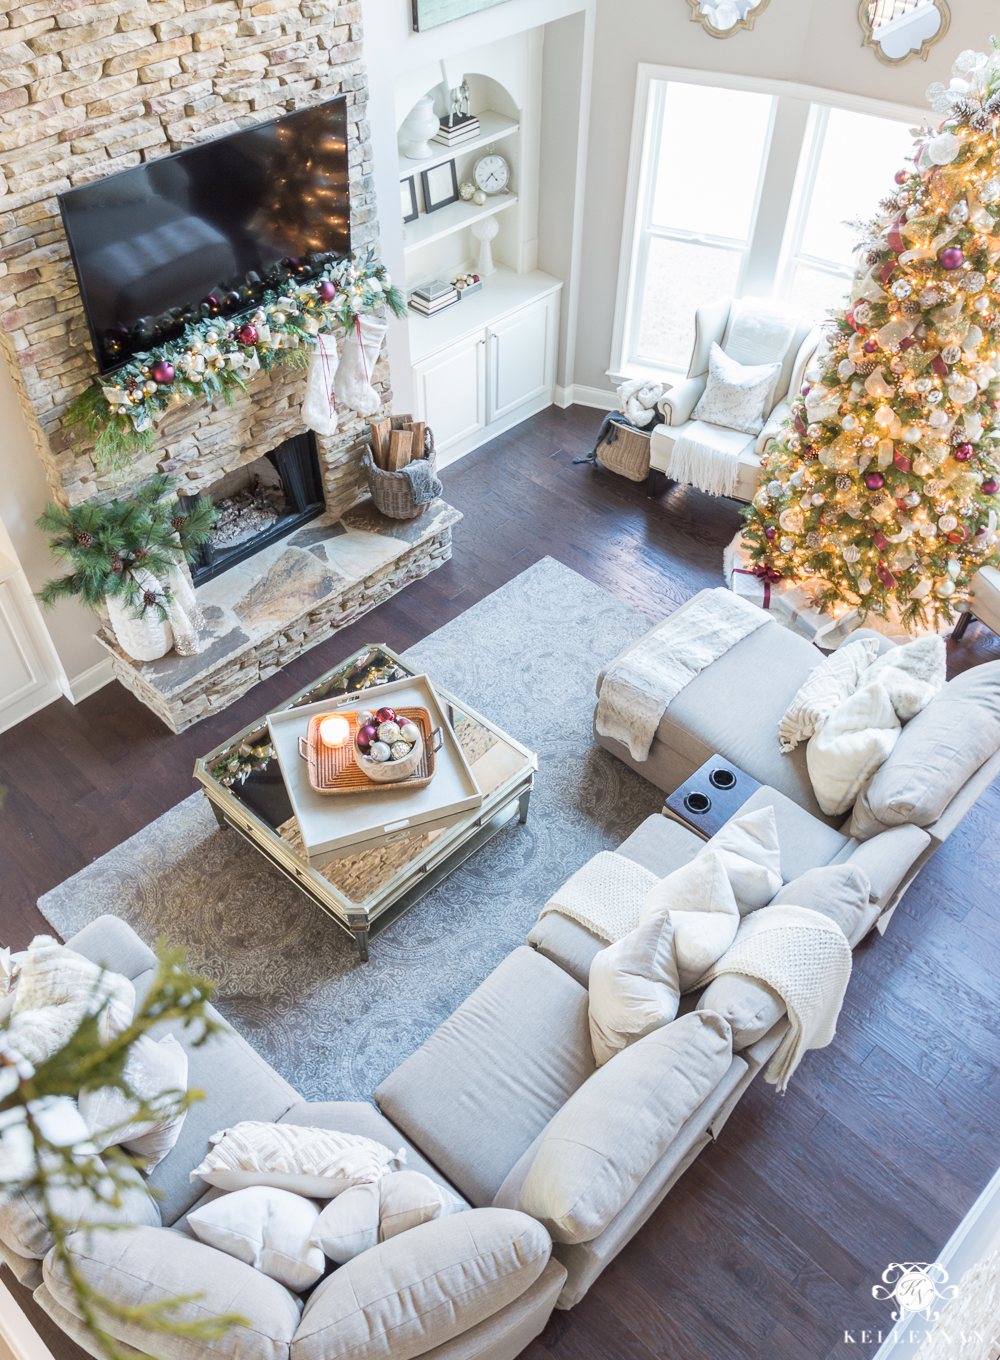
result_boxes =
[39,557,664,1102]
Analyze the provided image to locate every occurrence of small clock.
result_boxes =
[473,153,510,196]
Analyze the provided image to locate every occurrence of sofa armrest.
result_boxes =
[658,376,705,426]
[755,399,790,455]
[64,915,158,980]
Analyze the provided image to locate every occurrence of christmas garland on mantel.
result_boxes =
[63,248,406,475]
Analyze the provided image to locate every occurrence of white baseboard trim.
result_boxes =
[554,383,616,410]
[437,390,558,470]
[68,657,114,704]
[0,679,64,737]
[0,1278,56,1360]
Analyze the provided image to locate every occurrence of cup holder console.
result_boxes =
[709,768,737,790]
[683,791,712,815]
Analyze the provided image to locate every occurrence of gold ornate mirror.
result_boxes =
[686,0,770,39]
[858,0,950,66]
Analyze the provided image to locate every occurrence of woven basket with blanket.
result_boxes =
[365,414,441,519]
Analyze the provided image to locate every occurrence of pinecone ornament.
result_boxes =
[110,552,124,572]
[854,361,877,376]
[901,299,921,316]
[171,515,187,531]
[142,589,158,609]
[75,530,93,546]
[133,547,148,562]
[836,474,852,491]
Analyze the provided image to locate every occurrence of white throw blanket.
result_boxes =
[596,588,773,760]
[617,379,664,428]
[539,851,656,943]
[697,905,852,1091]
[668,422,753,498]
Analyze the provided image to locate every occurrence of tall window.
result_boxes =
[613,73,918,381]
[780,106,917,319]
[625,82,775,373]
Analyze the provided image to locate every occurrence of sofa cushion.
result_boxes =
[78,1033,188,1171]
[375,948,596,1208]
[849,660,1000,839]
[832,824,931,907]
[44,1224,302,1360]
[516,1010,733,1245]
[731,786,850,881]
[696,975,785,1051]
[0,1157,160,1261]
[616,813,704,877]
[526,913,605,988]
[310,1171,465,1265]
[770,864,871,941]
[778,638,881,753]
[290,1209,551,1360]
[187,1186,326,1293]
[806,681,900,817]
[639,851,740,987]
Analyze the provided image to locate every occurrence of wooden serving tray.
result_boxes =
[298,707,438,795]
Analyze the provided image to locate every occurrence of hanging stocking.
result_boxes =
[302,333,340,436]
[333,315,387,421]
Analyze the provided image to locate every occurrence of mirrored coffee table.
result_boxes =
[193,644,537,960]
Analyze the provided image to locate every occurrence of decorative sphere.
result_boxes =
[390,741,412,760]
[235,323,258,346]
[940,247,965,270]
[201,295,220,313]
[764,527,776,540]
[369,741,391,763]
[398,721,420,746]
[317,278,337,302]
[894,169,908,185]
[864,472,885,490]
[954,443,974,461]
[983,478,999,494]
[151,359,175,385]
[355,709,375,728]
[377,721,401,745]
[356,722,379,752]
[375,707,397,725]
[863,339,878,354]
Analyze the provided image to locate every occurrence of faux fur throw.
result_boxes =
[596,588,773,760]
[617,379,664,428]
[696,905,852,1091]
[6,937,135,1068]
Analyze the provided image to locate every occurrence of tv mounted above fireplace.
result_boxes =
[59,95,351,376]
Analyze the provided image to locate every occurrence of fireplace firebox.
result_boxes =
[181,432,325,586]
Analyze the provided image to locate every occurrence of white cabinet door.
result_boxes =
[412,331,487,453]
[487,294,556,423]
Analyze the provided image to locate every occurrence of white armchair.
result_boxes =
[648,297,821,502]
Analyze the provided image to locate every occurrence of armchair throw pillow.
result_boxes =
[806,681,900,817]
[188,1186,326,1293]
[191,1122,402,1198]
[638,850,740,989]
[5,937,134,1068]
[78,1034,188,1171]
[778,639,881,753]
[692,343,782,436]
[769,863,872,942]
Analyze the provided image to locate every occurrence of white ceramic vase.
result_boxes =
[105,569,174,662]
[471,215,499,277]
[400,95,439,160]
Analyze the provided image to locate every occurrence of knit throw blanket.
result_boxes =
[596,588,773,761]
[697,905,852,1092]
[538,851,657,943]
[668,423,754,499]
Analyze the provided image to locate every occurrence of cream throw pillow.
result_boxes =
[587,914,680,1068]
[78,1034,188,1171]
[692,342,781,436]
[698,806,783,915]
[778,639,881,753]
[188,1186,326,1293]
[310,1170,465,1264]
[638,850,741,989]
[866,636,946,721]
[190,1122,402,1198]
[6,937,135,1068]
[806,681,901,817]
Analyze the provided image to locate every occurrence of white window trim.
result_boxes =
[607,63,928,386]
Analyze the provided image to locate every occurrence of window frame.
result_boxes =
[608,65,926,386]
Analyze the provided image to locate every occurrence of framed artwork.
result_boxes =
[420,159,459,213]
[401,175,419,224]
[412,0,512,32]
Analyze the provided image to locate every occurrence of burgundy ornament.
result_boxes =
[983,478,999,494]
[954,443,974,461]
[235,322,258,346]
[940,247,964,270]
[764,527,777,540]
[150,359,175,385]
[356,723,378,752]
[977,525,989,536]
[864,471,885,490]
[863,339,878,354]
[375,707,397,725]
[947,527,968,543]
[317,278,337,302]
[200,295,220,313]
[894,169,908,185]
[876,560,898,590]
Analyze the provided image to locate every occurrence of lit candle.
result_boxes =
[319,714,350,747]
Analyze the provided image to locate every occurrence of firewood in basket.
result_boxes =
[387,429,413,471]
[368,418,391,469]
[397,421,426,458]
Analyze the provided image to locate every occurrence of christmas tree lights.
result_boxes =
[743,44,1000,629]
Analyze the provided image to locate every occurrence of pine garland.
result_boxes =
[63,249,406,476]
[741,42,1000,629]
[37,474,216,621]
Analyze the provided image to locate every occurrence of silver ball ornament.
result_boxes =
[356,709,375,728]
[398,721,420,746]
[377,721,401,744]
[369,741,391,763]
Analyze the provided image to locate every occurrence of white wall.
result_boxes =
[571,0,997,396]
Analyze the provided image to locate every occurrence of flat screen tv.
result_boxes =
[59,95,350,375]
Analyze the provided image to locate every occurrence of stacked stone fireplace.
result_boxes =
[0,0,458,731]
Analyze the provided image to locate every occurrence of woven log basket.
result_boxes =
[364,417,437,520]
[596,416,651,482]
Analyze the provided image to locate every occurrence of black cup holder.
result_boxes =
[683,791,712,815]
[709,768,737,790]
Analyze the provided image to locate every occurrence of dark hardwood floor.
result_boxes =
[3,403,999,1360]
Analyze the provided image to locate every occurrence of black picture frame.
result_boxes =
[420,159,459,214]
[401,175,419,224]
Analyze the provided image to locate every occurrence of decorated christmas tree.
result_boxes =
[743,44,1000,629]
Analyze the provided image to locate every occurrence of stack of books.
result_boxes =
[408,280,459,317]
[432,115,480,148]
